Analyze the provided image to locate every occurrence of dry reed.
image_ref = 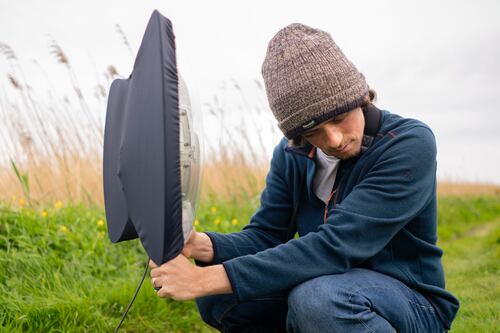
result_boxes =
[0,36,498,210]
[0,37,276,208]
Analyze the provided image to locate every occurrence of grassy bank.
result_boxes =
[1,195,499,332]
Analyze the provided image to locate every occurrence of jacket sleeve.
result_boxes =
[222,126,438,301]
[196,140,294,267]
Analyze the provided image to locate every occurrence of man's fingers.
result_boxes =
[157,287,167,298]
[150,267,162,278]
[152,277,163,288]
[149,259,158,269]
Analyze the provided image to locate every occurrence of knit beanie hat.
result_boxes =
[262,23,369,140]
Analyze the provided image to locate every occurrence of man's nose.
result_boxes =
[326,128,343,148]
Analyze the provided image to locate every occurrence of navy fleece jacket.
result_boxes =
[199,108,459,329]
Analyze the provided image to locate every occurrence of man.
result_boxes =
[149,23,459,332]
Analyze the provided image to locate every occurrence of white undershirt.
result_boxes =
[313,147,340,205]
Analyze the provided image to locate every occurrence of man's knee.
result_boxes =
[287,269,376,316]
[286,271,371,331]
[287,275,345,322]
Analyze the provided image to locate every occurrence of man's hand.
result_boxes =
[150,254,232,301]
[149,254,204,300]
[181,227,214,263]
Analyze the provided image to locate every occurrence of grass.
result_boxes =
[437,195,500,241]
[440,218,500,332]
[0,195,499,332]
[0,199,255,332]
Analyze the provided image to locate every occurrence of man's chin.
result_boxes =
[335,145,361,160]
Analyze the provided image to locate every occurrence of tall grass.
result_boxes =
[1,36,499,210]
[0,38,277,209]
[0,40,109,207]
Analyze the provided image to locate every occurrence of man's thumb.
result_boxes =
[181,246,191,257]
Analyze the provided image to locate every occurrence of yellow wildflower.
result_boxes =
[54,200,63,209]
[11,195,17,201]
[59,225,69,233]
[18,198,25,206]
[214,218,220,225]
[194,219,200,226]
[97,219,105,227]
[231,218,238,226]
[41,210,48,218]
[211,206,217,214]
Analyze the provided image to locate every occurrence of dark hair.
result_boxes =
[287,88,377,148]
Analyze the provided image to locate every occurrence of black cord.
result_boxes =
[113,256,150,333]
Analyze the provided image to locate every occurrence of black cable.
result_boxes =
[113,256,150,333]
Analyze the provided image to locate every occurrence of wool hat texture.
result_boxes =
[261,23,369,139]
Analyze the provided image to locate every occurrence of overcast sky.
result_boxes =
[0,0,499,183]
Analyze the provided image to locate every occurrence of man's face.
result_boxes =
[302,107,365,160]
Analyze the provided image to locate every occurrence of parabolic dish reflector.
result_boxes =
[103,9,203,265]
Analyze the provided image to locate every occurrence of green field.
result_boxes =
[0,195,499,332]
